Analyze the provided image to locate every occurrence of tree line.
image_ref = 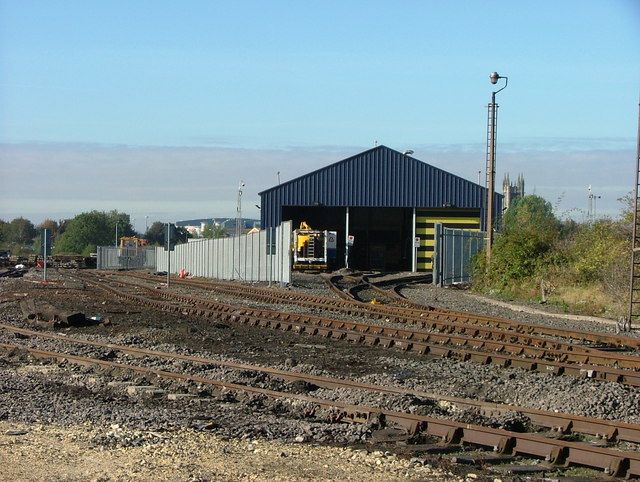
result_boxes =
[0,211,227,257]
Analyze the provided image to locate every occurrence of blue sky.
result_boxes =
[0,1,638,228]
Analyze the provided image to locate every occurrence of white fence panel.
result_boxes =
[154,221,291,283]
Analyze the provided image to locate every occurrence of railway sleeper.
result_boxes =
[510,359,536,371]
[423,423,462,444]
[513,439,566,464]
[90,278,640,391]
[564,448,626,477]
[316,328,331,338]
[462,431,515,454]
[394,340,412,351]
[363,335,379,346]
[412,343,428,354]
[468,353,491,364]
[107,276,633,364]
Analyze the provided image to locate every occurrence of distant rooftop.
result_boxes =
[175,218,260,229]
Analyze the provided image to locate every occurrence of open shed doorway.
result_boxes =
[348,207,412,271]
[281,206,412,272]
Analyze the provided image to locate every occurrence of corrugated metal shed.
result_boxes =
[259,145,502,228]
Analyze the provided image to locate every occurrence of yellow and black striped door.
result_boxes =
[415,208,481,271]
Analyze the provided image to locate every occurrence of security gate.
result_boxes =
[433,225,485,286]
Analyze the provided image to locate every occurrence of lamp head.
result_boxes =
[489,72,501,84]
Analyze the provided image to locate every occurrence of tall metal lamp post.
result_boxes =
[485,71,509,263]
[235,181,245,238]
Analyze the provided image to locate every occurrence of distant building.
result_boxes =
[175,217,260,237]
[502,173,525,210]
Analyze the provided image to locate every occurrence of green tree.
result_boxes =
[57,218,71,236]
[5,217,37,245]
[201,223,213,239]
[566,219,626,283]
[54,210,134,255]
[201,223,227,239]
[37,219,59,241]
[212,224,228,239]
[175,226,190,243]
[144,222,190,246]
[145,221,166,245]
[480,195,561,286]
[618,192,633,224]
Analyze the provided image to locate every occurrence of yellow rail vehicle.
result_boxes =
[293,222,336,271]
[119,236,148,249]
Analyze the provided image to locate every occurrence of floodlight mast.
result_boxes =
[485,71,508,264]
[235,181,245,238]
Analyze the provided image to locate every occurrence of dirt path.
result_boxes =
[0,421,458,482]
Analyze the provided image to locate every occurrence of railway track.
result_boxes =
[111,270,640,352]
[3,321,640,446]
[325,273,430,307]
[76,273,640,387]
[108,275,640,370]
[2,335,640,478]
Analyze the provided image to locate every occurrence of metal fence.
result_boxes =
[433,225,485,286]
[155,221,292,284]
[96,246,157,270]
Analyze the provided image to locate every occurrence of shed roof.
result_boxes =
[258,145,501,227]
[259,145,482,196]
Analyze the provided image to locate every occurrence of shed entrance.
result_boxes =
[282,206,412,271]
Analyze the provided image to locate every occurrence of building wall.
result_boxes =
[415,208,481,271]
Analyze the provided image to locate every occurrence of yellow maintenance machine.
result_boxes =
[119,236,148,249]
[292,222,336,271]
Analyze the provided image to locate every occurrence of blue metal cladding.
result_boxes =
[259,145,502,228]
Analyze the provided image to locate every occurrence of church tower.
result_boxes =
[502,173,525,210]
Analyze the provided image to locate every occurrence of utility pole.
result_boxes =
[628,100,640,330]
[485,72,508,264]
[42,228,49,282]
[166,223,172,288]
[235,181,245,238]
[587,185,601,222]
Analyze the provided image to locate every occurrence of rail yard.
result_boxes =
[0,268,639,481]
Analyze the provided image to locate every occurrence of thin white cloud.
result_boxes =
[0,140,632,231]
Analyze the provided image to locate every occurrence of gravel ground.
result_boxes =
[1,269,637,480]
[400,282,631,335]
[98,272,623,353]
[0,330,538,435]
[0,421,459,481]
[3,301,640,428]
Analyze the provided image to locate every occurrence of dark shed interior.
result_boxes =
[282,205,412,271]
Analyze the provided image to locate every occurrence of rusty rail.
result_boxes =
[3,321,640,445]
[100,272,630,356]
[96,275,640,371]
[77,274,640,387]
[2,342,639,477]
[117,271,640,351]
